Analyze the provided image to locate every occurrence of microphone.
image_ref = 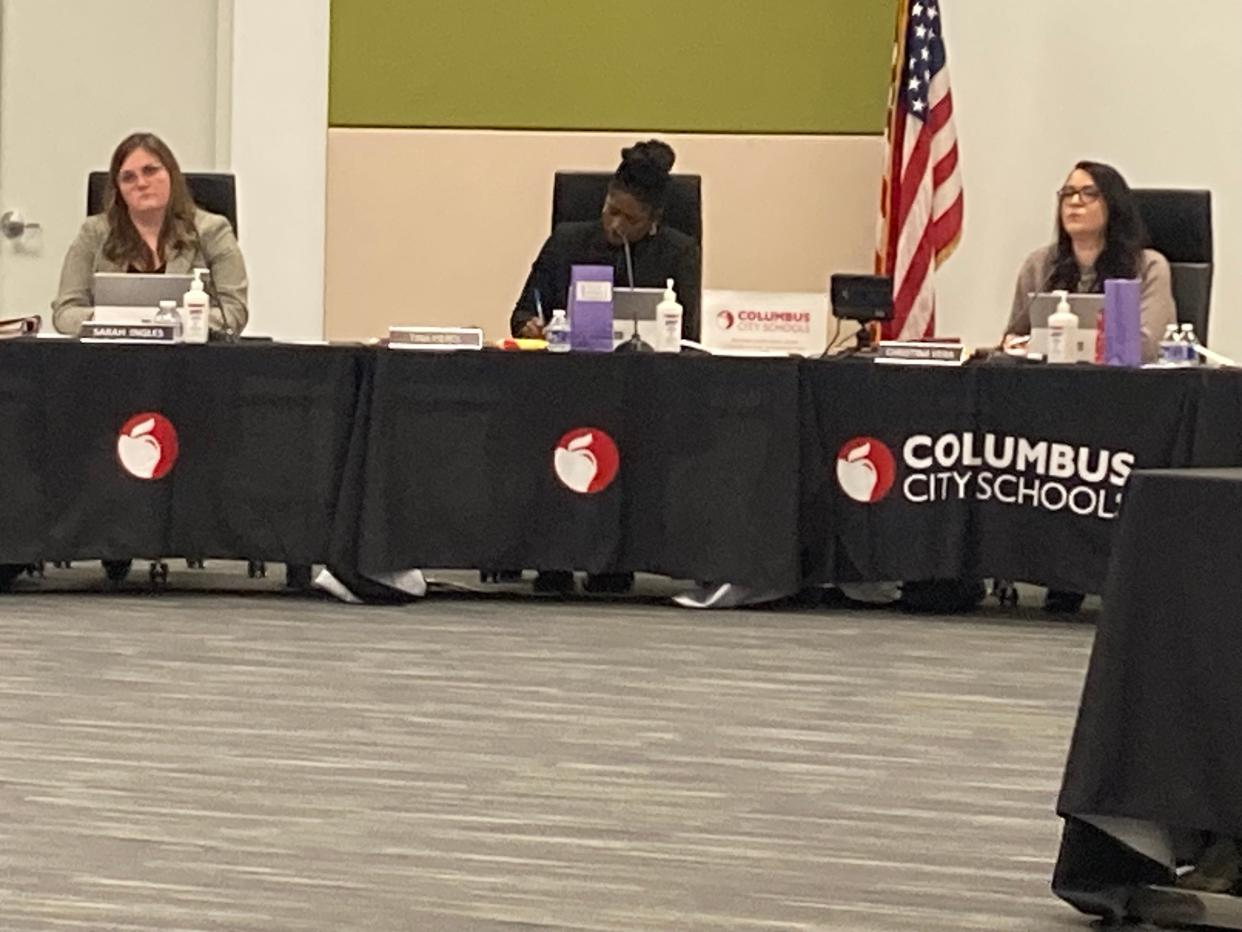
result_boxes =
[613,228,652,353]
[622,232,635,289]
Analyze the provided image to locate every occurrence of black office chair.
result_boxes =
[86,172,241,580]
[551,171,703,245]
[87,171,239,237]
[1133,188,1212,343]
[82,171,305,589]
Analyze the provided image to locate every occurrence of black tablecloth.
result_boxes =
[1053,467,1242,919]
[347,351,803,592]
[3,343,1240,599]
[0,340,366,564]
[801,359,1203,593]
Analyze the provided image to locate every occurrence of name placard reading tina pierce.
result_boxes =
[387,326,485,351]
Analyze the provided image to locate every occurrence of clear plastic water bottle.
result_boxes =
[154,300,182,341]
[1179,323,1200,366]
[545,309,571,353]
[1158,324,1181,366]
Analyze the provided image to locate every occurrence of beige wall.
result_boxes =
[324,130,883,342]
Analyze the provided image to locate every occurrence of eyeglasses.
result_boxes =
[117,163,166,186]
[1057,185,1101,204]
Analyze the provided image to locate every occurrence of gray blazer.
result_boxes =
[51,208,249,336]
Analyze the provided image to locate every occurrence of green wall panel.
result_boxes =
[329,1,894,134]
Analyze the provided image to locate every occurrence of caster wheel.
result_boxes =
[0,564,24,592]
[480,569,523,584]
[25,561,45,578]
[247,560,267,579]
[186,558,206,570]
[53,560,71,569]
[103,560,133,584]
[992,581,1019,606]
[149,561,169,585]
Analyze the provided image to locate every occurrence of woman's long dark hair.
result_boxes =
[1048,160,1148,291]
[101,132,199,270]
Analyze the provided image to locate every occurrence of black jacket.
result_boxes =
[511,220,701,339]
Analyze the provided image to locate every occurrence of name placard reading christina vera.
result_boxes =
[876,341,969,366]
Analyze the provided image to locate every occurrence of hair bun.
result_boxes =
[621,139,675,175]
[612,139,676,210]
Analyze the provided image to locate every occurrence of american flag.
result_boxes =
[876,0,963,340]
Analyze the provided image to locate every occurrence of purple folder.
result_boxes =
[567,265,615,352]
[1103,279,1141,367]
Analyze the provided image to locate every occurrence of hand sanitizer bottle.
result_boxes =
[655,279,683,353]
[181,268,210,344]
[1046,290,1076,364]
[545,309,571,352]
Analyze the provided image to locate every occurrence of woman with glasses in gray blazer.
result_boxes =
[51,131,248,337]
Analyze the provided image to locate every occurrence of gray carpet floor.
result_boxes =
[0,566,1109,931]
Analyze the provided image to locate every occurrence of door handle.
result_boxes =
[0,210,41,239]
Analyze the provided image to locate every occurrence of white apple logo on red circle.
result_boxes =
[553,427,619,494]
[117,412,179,480]
[836,436,896,503]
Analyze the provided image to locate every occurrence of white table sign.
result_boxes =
[701,290,829,355]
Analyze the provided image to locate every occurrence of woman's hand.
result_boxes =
[1002,333,1030,353]
[518,318,545,339]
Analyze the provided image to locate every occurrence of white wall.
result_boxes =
[938,0,1242,355]
[0,0,219,320]
[226,0,329,340]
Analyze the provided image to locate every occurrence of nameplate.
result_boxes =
[388,326,484,351]
[875,341,970,366]
[79,321,179,344]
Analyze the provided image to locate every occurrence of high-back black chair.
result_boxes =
[87,171,239,237]
[551,171,702,244]
[83,170,244,581]
[1133,188,1212,343]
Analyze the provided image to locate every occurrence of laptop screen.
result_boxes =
[92,272,201,308]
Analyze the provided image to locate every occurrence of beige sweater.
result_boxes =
[1005,244,1175,363]
[51,208,249,336]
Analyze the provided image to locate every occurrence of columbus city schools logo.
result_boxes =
[117,412,179,480]
[836,436,896,503]
[716,310,735,330]
[554,427,619,494]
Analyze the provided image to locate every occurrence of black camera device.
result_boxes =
[830,274,894,322]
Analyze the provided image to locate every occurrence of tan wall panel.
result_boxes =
[324,130,883,342]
